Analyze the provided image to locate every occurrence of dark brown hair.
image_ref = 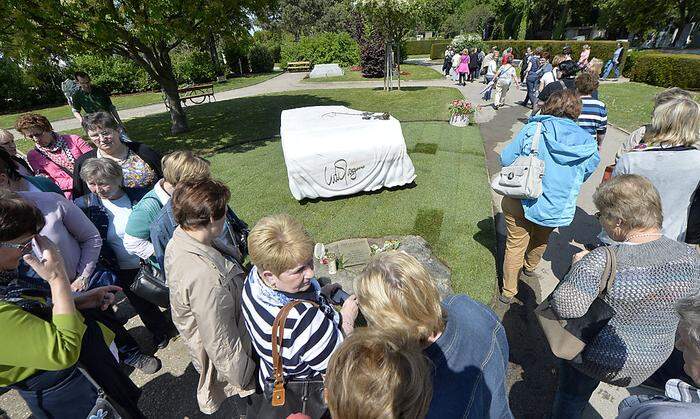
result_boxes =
[541,51,551,60]
[0,148,22,181]
[82,111,119,132]
[15,113,53,134]
[575,71,600,95]
[172,179,230,230]
[0,190,45,241]
[541,89,582,120]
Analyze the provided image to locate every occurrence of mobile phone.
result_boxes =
[329,288,350,305]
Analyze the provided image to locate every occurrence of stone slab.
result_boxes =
[309,63,344,78]
[314,235,452,299]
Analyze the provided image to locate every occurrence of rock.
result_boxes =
[314,235,452,299]
[309,63,344,78]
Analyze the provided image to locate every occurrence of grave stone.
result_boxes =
[314,235,452,299]
[309,63,344,78]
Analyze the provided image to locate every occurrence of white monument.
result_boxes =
[309,64,344,78]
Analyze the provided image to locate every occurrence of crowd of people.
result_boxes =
[0,59,699,419]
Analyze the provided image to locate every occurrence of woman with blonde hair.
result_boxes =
[613,98,700,242]
[355,251,512,419]
[550,174,700,418]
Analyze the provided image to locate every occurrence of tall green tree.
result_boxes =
[272,0,353,41]
[597,0,698,36]
[2,0,272,134]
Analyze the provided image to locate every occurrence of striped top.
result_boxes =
[241,266,344,386]
[578,96,608,138]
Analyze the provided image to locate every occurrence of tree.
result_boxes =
[2,0,272,134]
[596,0,698,36]
[356,0,434,91]
[272,0,353,41]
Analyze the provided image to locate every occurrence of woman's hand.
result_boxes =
[74,285,122,311]
[71,276,88,292]
[572,249,590,265]
[340,295,359,335]
[22,235,69,285]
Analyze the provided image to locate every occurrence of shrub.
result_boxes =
[71,54,154,94]
[0,57,31,112]
[171,50,217,84]
[280,32,360,68]
[451,34,486,54]
[626,52,700,89]
[248,45,274,73]
[223,39,252,75]
[404,39,450,55]
[360,30,385,78]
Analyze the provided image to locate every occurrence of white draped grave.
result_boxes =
[280,106,417,200]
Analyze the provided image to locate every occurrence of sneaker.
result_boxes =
[124,353,162,374]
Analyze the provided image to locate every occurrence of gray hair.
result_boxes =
[593,174,663,234]
[654,87,693,109]
[79,158,123,186]
[677,292,700,348]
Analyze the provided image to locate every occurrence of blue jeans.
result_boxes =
[551,360,601,419]
[15,368,98,419]
[483,75,494,100]
[602,60,620,79]
[525,77,539,107]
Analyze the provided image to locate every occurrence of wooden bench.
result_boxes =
[163,83,215,109]
[286,61,311,72]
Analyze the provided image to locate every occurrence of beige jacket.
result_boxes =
[164,227,255,414]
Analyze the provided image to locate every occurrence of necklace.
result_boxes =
[625,232,663,241]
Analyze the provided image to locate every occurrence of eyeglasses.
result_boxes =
[89,131,115,141]
[23,132,45,140]
[0,237,34,254]
[594,212,601,219]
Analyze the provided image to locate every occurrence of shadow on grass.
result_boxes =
[298,182,417,205]
[123,94,350,155]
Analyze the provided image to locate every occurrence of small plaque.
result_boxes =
[327,238,372,268]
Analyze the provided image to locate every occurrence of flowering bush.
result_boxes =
[449,100,476,116]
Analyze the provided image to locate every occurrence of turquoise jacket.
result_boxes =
[500,115,600,227]
[24,175,63,195]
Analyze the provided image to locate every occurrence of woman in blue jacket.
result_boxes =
[499,89,600,304]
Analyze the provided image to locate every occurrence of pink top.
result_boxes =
[26,134,92,200]
[18,191,101,281]
[579,49,590,66]
[456,54,471,74]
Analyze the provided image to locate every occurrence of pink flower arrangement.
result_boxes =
[449,99,476,116]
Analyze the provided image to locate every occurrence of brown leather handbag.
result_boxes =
[535,245,617,362]
[257,300,329,419]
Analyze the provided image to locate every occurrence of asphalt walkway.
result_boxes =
[1,65,641,418]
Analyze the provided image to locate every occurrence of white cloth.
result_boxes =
[487,60,498,76]
[540,70,558,88]
[280,106,416,200]
[497,65,516,84]
[101,194,141,269]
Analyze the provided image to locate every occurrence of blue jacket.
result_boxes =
[425,295,513,419]
[500,115,599,227]
[150,202,249,275]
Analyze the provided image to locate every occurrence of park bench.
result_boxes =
[286,61,311,72]
[163,83,215,109]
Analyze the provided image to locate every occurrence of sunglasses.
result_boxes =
[0,237,34,254]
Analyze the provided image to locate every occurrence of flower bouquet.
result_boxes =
[448,99,477,127]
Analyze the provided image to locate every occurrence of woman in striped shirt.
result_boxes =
[242,214,358,388]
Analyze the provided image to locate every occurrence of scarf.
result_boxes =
[35,133,77,171]
[0,269,52,320]
[246,266,339,323]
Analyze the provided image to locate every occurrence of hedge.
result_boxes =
[404,39,450,55]
[280,32,360,68]
[625,52,700,89]
[430,40,629,71]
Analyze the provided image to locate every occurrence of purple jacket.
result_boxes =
[18,191,101,280]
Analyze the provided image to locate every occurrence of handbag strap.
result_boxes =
[529,122,543,156]
[271,299,319,407]
[597,245,618,295]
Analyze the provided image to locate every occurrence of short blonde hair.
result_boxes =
[653,87,693,109]
[647,98,700,148]
[325,328,432,419]
[588,58,604,76]
[355,251,445,343]
[247,214,314,277]
[161,150,211,185]
[593,174,663,233]
[79,158,123,186]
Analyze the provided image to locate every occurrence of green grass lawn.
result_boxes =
[49,87,496,303]
[303,64,443,83]
[599,81,700,132]
[0,72,281,129]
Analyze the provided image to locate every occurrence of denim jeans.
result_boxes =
[551,359,601,419]
[483,75,494,100]
[602,60,620,79]
[525,77,539,108]
[15,368,98,419]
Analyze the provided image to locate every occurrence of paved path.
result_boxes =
[2,65,641,418]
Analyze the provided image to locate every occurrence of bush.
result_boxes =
[430,41,452,59]
[430,40,630,69]
[360,30,385,78]
[172,50,217,84]
[248,45,274,73]
[0,57,31,112]
[280,32,360,68]
[223,38,252,75]
[404,39,450,55]
[71,54,154,94]
[626,52,700,89]
[451,34,486,54]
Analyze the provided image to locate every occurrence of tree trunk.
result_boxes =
[160,76,189,135]
[396,41,401,91]
[384,40,391,91]
[208,32,222,77]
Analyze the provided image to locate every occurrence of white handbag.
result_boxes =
[491,122,545,199]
